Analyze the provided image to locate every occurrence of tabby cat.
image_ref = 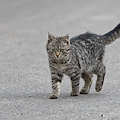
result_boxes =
[46,24,120,99]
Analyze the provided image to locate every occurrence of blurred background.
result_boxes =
[0,0,120,119]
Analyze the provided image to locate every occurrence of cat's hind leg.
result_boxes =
[95,65,106,92]
[80,73,93,94]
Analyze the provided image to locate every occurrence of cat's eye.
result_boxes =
[52,49,55,52]
[60,49,64,52]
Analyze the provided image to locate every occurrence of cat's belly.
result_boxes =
[81,63,97,73]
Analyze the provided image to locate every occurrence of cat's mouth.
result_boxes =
[54,52,62,58]
[55,52,60,57]
[51,56,70,64]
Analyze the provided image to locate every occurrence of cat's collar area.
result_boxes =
[50,57,71,64]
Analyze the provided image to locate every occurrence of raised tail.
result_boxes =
[102,23,120,45]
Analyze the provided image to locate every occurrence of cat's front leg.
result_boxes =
[50,72,63,99]
[69,70,81,96]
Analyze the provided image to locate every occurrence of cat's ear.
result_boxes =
[62,34,70,45]
[48,32,55,44]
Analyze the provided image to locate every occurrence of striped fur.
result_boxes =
[46,24,120,99]
[103,23,120,45]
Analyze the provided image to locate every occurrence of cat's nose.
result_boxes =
[55,52,60,57]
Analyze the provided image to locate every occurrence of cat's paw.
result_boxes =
[95,83,102,92]
[80,89,89,94]
[70,91,79,96]
[49,94,58,99]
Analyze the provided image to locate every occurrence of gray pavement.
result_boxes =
[0,0,120,120]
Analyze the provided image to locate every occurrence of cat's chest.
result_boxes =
[53,64,67,73]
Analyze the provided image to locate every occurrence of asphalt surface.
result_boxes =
[0,0,120,120]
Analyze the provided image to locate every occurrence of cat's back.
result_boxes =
[70,32,103,45]
[70,32,105,63]
[70,32,105,53]
[70,32,105,72]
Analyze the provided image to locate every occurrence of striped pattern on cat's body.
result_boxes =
[46,24,120,99]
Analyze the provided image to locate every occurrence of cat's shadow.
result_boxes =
[60,92,105,100]
[0,92,105,101]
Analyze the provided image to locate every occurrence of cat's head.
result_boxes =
[46,33,71,63]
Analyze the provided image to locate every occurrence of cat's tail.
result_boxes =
[102,23,120,45]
